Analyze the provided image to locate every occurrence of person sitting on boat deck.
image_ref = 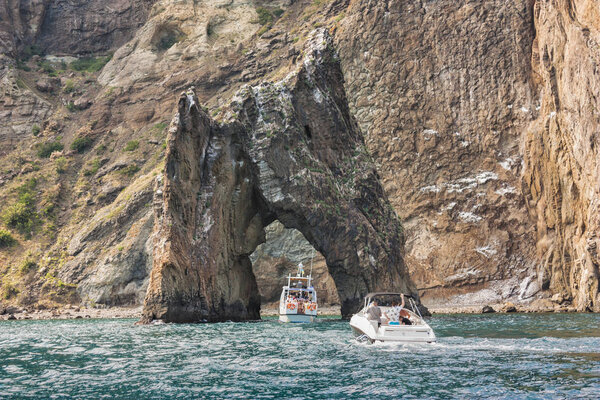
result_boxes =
[385,294,412,325]
[366,300,382,327]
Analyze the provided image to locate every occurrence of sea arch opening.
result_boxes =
[250,220,341,318]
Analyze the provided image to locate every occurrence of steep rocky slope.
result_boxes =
[0,0,598,315]
[0,0,307,310]
[0,0,154,56]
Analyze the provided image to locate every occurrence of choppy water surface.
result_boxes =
[1,313,599,399]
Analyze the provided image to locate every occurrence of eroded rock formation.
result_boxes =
[335,0,540,307]
[1,0,598,315]
[250,221,339,307]
[141,31,415,323]
[524,0,600,311]
[0,0,155,56]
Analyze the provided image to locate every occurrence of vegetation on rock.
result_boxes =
[71,137,93,153]
[31,124,41,136]
[2,179,40,236]
[124,140,139,152]
[0,228,16,248]
[70,56,112,73]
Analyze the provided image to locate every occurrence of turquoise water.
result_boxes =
[1,314,599,399]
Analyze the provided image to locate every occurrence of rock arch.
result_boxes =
[141,30,418,323]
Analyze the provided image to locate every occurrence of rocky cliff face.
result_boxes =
[0,0,598,315]
[0,0,154,56]
[524,0,600,311]
[334,0,540,307]
[141,31,414,322]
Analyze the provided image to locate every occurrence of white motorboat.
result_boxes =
[350,292,436,343]
[278,264,318,323]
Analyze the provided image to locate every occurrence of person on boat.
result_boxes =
[366,300,382,327]
[385,294,412,325]
[384,301,400,325]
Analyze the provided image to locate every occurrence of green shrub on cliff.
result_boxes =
[83,158,101,176]
[55,157,68,174]
[63,79,76,93]
[1,284,19,300]
[2,178,40,236]
[118,164,140,177]
[71,137,93,153]
[20,45,44,61]
[2,203,38,235]
[0,229,16,248]
[37,60,57,76]
[32,124,41,136]
[124,140,139,152]
[19,259,37,274]
[17,178,37,205]
[70,55,112,73]
[36,141,63,158]
[255,7,274,25]
[254,6,284,36]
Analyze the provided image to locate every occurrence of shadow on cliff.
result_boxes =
[140,29,420,324]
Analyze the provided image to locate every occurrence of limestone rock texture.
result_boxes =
[524,0,600,311]
[0,0,154,56]
[334,0,540,307]
[141,31,414,323]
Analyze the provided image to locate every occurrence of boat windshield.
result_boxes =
[366,294,418,313]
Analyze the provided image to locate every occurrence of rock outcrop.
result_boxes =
[524,0,600,311]
[0,0,154,56]
[335,0,540,307]
[0,66,53,149]
[141,31,415,323]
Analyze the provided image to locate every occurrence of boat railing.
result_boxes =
[408,297,423,319]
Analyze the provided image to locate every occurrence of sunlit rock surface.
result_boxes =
[523,0,600,311]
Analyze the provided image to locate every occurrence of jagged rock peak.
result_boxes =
[140,29,418,323]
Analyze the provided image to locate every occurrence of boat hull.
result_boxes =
[279,314,315,323]
[350,315,436,343]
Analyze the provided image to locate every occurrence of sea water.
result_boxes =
[0,313,599,399]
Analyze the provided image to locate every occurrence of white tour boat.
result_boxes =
[278,264,318,323]
[350,292,436,343]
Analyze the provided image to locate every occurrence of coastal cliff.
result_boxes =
[523,0,600,311]
[0,0,598,316]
